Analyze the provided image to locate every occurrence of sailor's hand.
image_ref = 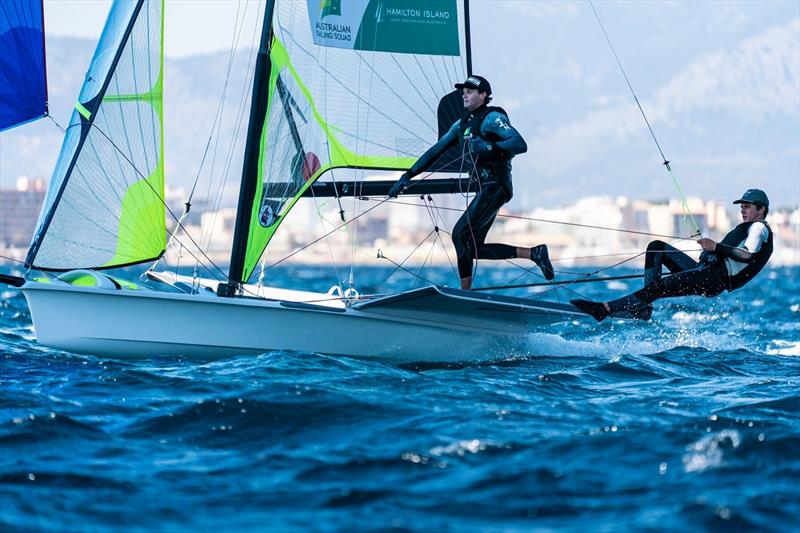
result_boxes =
[466,137,493,154]
[697,237,718,252]
[388,173,411,198]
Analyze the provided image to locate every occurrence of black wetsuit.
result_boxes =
[613,221,773,313]
[402,104,527,278]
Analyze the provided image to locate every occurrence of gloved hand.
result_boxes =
[466,137,493,154]
[388,172,411,198]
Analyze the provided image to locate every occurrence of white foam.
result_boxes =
[766,340,800,356]
[683,429,741,473]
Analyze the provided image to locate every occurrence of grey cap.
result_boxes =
[733,189,769,207]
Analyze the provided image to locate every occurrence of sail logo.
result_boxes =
[315,0,352,42]
[306,0,460,56]
[379,6,452,24]
[315,21,353,42]
[320,0,341,19]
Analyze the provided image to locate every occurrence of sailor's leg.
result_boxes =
[476,243,515,260]
[452,185,505,285]
[634,262,727,303]
[644,240,698,285]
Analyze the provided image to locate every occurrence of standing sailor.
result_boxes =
[571,189,773,322]
[388,75,553,290]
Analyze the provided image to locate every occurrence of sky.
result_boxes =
[9,0,800,209]
[44,0,243,57]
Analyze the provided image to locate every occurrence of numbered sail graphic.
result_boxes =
[26,0,165,271]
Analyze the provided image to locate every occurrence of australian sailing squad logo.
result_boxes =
[307,0,459,56]
[316,0,351,42]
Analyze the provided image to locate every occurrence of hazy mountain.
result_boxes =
[1,2,798,210]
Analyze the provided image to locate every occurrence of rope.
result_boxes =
[588,0,701,237]
[86,124,230,282]
[370,197,695,241]
[375,237,439,289]
[473,273,645,292]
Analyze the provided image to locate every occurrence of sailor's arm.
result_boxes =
[388,122,459,197]
[481,111,527,155]
[407,122,460,177]
[698,223,768,263]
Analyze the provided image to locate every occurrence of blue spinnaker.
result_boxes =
[0,0,47,132]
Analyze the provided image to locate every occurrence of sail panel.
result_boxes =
[0,0,47,131]
[242,0,469,280]
[28,0,165,271]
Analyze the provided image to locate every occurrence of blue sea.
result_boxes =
[1,265,799,531]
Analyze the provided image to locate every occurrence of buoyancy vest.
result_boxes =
[718,220,773,291]
[458,105,513,195]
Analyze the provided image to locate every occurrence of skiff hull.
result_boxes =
[21,281,581,363]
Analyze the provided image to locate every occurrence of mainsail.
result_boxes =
[25,0,165,271]
[237,0,471,282]
[0,0,48,131]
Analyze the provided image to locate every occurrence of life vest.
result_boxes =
[718,220,773,291]
[458,105,513,195]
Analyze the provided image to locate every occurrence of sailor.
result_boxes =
[571,189,773,322]
[388,75,554,290]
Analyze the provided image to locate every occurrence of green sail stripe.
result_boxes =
[75,101,92,120]
[101,162,165,267]
[103,91,161,103]
[100,5,166,268]
[242,37,415,280]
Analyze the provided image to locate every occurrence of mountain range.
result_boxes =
[1,2,798,210]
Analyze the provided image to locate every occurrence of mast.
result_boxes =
[464,0,472,75]
[218,0,277,297]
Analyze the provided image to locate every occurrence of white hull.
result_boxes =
[21,277,582,363]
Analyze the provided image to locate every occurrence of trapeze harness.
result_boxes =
[632,220,773,306]
[450,105,526,279]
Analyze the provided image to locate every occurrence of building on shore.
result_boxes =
[2,176,798,268]
[0,177,46,262]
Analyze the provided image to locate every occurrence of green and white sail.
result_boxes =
[241,0,469,281]
[26,0,165,271]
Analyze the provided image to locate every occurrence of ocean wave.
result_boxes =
[0,412,104,446]
[682,429,741,473]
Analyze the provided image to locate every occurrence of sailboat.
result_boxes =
[4,0,583,362]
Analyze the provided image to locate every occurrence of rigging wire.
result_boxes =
[371,198,695,241]
[47,115,66,133]
[85,123,230,282]
[587,0,701,237]
[146,0,259,277]
[374,229,440,289]
[472,273,646,292]
[198,0,262,255]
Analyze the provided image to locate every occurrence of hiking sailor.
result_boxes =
[388,75,554,290]
[571,189,773,322]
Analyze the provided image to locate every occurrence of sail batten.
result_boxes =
[238,0,470,281]
[26,0,165,272]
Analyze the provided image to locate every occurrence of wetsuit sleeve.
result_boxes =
[481,111,527,155]
[406,121,460,178]
[715,222,769,263]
